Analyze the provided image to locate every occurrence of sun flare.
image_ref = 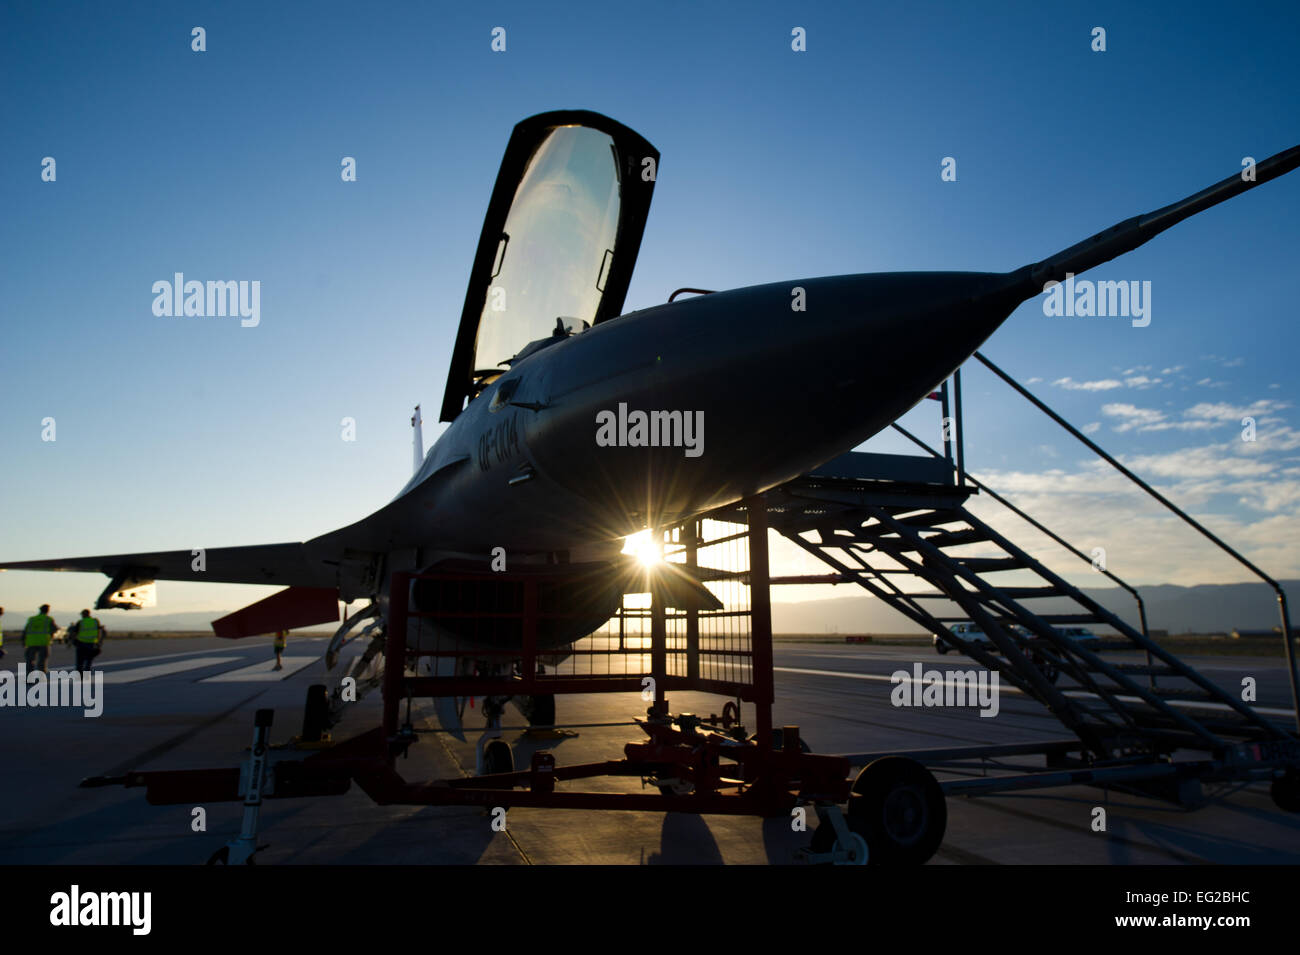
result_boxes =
[622,529,663,566]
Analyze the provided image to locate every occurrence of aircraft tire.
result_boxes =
[1271,770,1300,813]
[848,756,946,865]
[483,739,514,776]
[522,694,556,728]
[301,684,330,741]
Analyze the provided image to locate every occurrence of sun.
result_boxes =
[622,529,663,566]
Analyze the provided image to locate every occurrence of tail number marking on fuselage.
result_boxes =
[478,414,520,471]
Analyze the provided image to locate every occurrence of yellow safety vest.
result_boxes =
[273,631,287,649]
[76,617,101,644]
[25,614,54,647]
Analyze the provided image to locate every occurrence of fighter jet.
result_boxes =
[3,110,1297,734]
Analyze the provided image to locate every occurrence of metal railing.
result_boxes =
[968,351,1300,733]
[890,421,1159,689]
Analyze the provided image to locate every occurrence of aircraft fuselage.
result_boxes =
[400,270,1023,559]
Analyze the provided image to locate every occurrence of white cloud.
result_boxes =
[1185,399,1290,423]
[1134,419,1219,433]
[1054,376,1124,391]
[961,455,1300,585]
[1121,445,1275,479]
[1102,403,1166,432]
[1082,422,1101,435]
[1245,426,1300,452]
[1094,398,1291,435]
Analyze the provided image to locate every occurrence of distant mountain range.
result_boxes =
[772,580,1300,635]
[6,580,1297,637]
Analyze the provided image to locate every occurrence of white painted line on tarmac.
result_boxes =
[777,666,908,682]
[774,666,1298,717]
[44,636,330,670]
[71,647,248,668]
[91,657,242,684]
[199,656,317,683]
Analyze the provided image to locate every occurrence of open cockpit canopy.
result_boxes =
[440,111,659,420]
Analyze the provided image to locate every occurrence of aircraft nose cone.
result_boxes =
[829,270,1022,402]
[703,270,1023,479]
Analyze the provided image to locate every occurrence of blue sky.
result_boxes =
[2,1,1298,623]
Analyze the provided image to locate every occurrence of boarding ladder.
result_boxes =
[756,354,1298,761]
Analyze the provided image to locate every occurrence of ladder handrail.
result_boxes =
[893,419,1159,691]
[972,350,1300,734]
[891,422,1151,638]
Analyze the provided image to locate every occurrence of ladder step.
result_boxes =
[1147,687,1221,701]
[892,510,963,529]
[932,617,1020,625]
[851,524,916,542]
[955,557,1024,572]
[1036,614,1103,624]
[1103,663,1179,676]
[994,586,1066,599]
[923,529,987,547]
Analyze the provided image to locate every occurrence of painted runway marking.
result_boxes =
[199,656,316,683]
[0,647,232,673]
[91,657,242,684]
[36,637,329,671]
[73,647,250,668]
[26,641,316,671]
[774,666,1297,717]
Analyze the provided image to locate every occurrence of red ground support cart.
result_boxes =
[87,498,884,865]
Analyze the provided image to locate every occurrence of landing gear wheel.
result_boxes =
[848,756,946,865]
[301,684,329,742]
[1271,770,1300,813]
[721,701,740,728]
[520,694,556,728]
[809,822,869,865]
[483,739,514,775]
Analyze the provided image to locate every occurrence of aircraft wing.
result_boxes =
[0,543,336,609]
[1,452,472,613]
[0,542,328,585]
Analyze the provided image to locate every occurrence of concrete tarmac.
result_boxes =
[1,636,1297,864]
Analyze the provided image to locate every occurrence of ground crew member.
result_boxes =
[0,605,5,659]
[23,604,57,674]
[273,629,288,671]
[70,609,106,673]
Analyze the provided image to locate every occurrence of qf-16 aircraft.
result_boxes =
[3,110,1298,738]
